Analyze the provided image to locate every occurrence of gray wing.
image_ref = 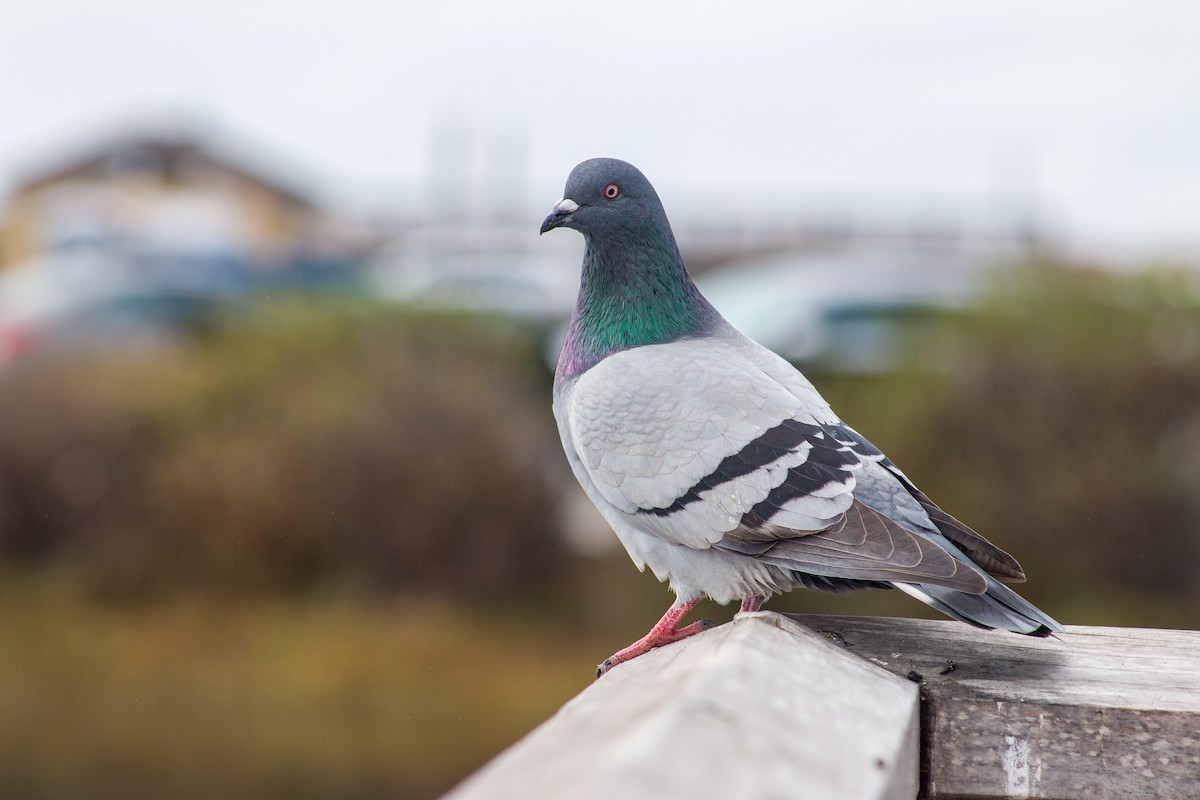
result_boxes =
[565,337,988,593]
[832,424,1026,583]
[566,338,842,549]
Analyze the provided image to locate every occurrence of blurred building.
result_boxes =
[0,131,335,269]
[0,127,377,366]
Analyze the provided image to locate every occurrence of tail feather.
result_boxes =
[894,578,1061,636]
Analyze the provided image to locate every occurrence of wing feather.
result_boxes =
[720,500,988,593]
[567,339,846,548]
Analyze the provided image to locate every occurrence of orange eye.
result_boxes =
[604,183,620,199]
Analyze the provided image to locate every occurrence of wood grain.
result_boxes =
[787,614,1200,799]
[444,612,919,800]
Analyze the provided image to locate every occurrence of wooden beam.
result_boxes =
[788,614,1200,799]
[443,613,1200,799]
[444,612,919,800]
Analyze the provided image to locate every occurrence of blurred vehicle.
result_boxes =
[368,222,581,325]
[0,237,258,367]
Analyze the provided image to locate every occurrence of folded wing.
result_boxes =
[566,338,992,594]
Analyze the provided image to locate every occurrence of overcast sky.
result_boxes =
[1,1,1198,260]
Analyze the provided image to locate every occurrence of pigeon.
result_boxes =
[540,158,1061,677]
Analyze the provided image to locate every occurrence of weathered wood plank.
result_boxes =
[788,614,1200,800]
[444,612,919,800]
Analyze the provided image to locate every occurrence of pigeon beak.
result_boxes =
[540,198,579,234]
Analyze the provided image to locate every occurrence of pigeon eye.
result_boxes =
[604,183,620,199]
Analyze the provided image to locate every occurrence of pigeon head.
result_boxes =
[540,158,666,238]
[543,158,724,381]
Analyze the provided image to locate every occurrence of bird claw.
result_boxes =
[595,599,718,679]
[595,616,719,678]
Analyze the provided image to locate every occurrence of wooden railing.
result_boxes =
[442,612,1200,800]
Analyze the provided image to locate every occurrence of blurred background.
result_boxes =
[1,1,1199,798]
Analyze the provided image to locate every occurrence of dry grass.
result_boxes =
[0,571,594,800]
[0,300,568,600]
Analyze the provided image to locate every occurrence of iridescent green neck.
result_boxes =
[557,220,720,381]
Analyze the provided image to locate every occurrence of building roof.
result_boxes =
[10,129,318,209]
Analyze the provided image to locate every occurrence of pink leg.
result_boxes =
[738,595,766,613]
[597,599,714,677]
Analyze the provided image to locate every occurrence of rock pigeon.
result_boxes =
[540,158,1061,677]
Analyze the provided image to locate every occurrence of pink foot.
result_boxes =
[597,599,715,677]
[738,595,766,613]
